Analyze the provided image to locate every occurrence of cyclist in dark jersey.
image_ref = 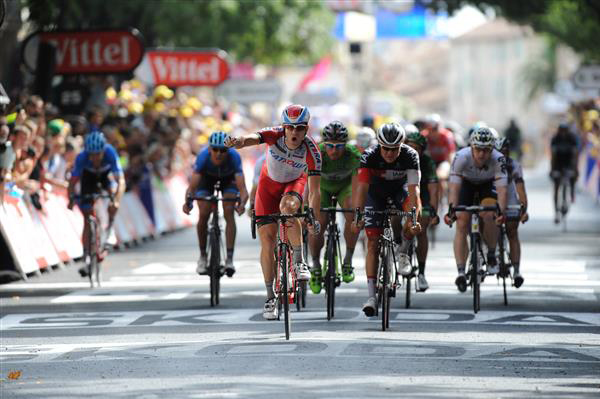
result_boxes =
[308,121,361,294]
[404,125,440,292]
[183,131,249,277]
[351,123,422,317]
[550,122,579,222]
[68,130,125,277]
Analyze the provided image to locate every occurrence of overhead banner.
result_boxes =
[22,29,145,74]
[135,50,229,87]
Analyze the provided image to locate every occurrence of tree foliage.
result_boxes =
[424,0,600,61]
[22,0,335,64]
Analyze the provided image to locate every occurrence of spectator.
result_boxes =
[0,115,16,204]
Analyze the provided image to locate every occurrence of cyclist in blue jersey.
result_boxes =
[183,131,249,277]
[67,130,126,277]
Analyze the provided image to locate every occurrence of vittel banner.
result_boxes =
[22,29,145,74]
[137,50,229,87]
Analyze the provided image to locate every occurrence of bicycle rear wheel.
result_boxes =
[561,180,568,232]
[279,243,291,340]
[209,228,221,307]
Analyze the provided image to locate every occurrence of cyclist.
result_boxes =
[444,127,508,292]
[351,122,422,317]
[182,131,249,277]
[550,122,579,223]
[225,104,322,320]
[308,121,361,294]
[495,137,528,288]
[67,130,125,277]
[354,126,376,153]
[422,114,455,210]
[404,125,440,292]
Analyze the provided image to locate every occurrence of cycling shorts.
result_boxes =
[365,184,409,238]
[195,174,239,197]
[321,183,352,209]
[78,169,114,212]
[255,172,307,226]
[457,180,496,207]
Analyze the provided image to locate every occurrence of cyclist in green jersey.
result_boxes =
[404,125,440,291]
[309,121,361,294]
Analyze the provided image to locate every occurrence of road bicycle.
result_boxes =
[356,201,416,331]
[74,191,113,288]
[189,183,239,307]
[497,204,525,306]
[251,208,315,340]
[554,169,575,232]
[449,203,498,313]
[320,196,353,320]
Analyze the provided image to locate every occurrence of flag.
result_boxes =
[297,57,332,92]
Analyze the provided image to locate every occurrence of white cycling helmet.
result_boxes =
[470,127,495,148]
[356,126,375,148]
[376,122,405,146]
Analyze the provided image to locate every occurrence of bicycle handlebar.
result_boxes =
[354,206,418,228]
[250,208,316,240]
[320,207,354,213]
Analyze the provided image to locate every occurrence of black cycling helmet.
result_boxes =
[376,122,405,146]
[322,120,348,142]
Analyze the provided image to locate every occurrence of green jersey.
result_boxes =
[420,152,438,205]
[319,143,361,192]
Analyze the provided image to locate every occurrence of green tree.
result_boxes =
[22,0,334,64]
[426,0,600,61]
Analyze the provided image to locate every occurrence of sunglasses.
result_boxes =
[325,142,345,150]
[284,124,308,133]
[211,147,228,153]
[381,145,400,152]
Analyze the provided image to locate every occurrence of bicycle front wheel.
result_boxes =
[325,235,336,321]
[404,275,411,309]
[471,235,481,314]
[88,217,98,288]
[381,245,391,331]
[209,229,221,307]
[279,243,291,340]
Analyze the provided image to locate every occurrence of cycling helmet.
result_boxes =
[406,131,428,150]
[470,127,495,148]
[403,123,419,135]
[489,127,499,139]
[377,122,405,146]
[424,113,441,127]
[322,120,348,142]
[282,104,310,126]
[209,131,228,148]
[467,121,487,138]
[84,130,106,153]
[495,137,510,151]
[355,127,375,148]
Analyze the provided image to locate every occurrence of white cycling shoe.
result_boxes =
[263,298,278,320]
[397,253,412,276]
[196,256,208,275]
[295,262,311,281]
[416,274,429,292]
[362,296,377,317]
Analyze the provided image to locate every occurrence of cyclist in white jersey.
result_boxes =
[444,127,508,292]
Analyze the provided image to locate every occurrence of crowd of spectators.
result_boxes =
[0,79,268,207]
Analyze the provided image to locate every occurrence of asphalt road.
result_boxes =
[1,167,599,398]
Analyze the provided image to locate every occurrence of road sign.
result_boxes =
[572,65,600,89]
[216,79,282,104]
[22,29,145,75]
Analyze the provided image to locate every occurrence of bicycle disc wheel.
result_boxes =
[281,245,291,340]
[209,229,221,307]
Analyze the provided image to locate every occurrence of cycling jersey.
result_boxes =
[358,144,420,235]
[320,143,361,207]
[449,147,507,186]
[506,157,524,219]
[72,144,122,178]
[550,133,578,171]
[423,128,455,164]
[193,147,243,195]
[258,127,321,183]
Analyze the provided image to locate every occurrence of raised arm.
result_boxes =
[224,133,261,149]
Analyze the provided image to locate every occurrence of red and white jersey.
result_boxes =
[258,126,322,183]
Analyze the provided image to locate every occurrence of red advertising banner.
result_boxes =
[22,29,145,74]
[145,50,229,87]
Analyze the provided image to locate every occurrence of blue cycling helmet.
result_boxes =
[209,131,228,148]
[84,130,106,153]
[281,104,310,126]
